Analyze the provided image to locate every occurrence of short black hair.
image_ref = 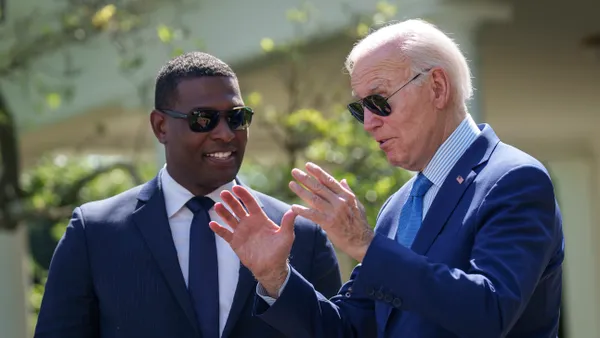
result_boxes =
[154,51,237,109]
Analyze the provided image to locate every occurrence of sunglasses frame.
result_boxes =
[347,70,428,123]
[157,106,254,133]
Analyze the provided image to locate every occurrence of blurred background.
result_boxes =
[0,0,599,337]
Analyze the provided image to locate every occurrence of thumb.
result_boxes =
[280,210,297,239]
[341,178,353,192]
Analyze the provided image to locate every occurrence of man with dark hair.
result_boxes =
[34,52,342,338]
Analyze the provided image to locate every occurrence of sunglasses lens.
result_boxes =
[348,102,365,123]
[228,107,253,131]
[190,111,219,132]
[363,95,392,116]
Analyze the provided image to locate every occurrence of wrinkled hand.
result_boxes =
[209,185,295,297]
[289,162,374,262]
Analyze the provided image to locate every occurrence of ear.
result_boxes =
[430,68,451,110]
[150,110,168,144]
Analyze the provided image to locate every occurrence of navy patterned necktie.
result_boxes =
[396,173,433,248]
[186,196,219,338]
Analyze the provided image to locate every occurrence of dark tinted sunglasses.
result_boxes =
[347,71,425,123]
[157,106,254,132]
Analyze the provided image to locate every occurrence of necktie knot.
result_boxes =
[186,196,215,214]
[410,173,433,197]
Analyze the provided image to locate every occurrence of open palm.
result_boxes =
[209,186,295,281]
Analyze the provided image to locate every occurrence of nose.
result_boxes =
[209,116,236,142]
[363,109,382,133]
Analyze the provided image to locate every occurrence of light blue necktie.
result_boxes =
[396,173,433,248]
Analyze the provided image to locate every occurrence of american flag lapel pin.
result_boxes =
[456,175,464,184]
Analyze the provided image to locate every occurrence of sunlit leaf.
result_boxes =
[92,4,117,28]
[376,1,397,18]
[157,24,173,43]
[45,93,62,110]
[356,23,370,37]
[286,8,308,23]
[246,92,263,107]
[260,38,275,52]
[171,47,184,57]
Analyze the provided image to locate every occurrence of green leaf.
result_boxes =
[260,38,275,52]
[246,92,263,107]
[376,1,397,18]
[92,4,117,28]
[286,8,308,23]
[157,24,173,43]
[171,47,184,57]
[356,23,370,37]
[45,93,62,110]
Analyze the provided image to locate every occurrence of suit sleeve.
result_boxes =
[34,207,99,338]
[308,226,343,298]
[352,165,563,338]
[255,264,377,338]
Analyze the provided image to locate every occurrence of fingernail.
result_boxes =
[306,162,317,169]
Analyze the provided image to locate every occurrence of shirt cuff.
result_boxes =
[255,265,291,306]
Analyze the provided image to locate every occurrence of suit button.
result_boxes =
[384,294,392,302]
[375,290,384,300]
[392,298,402,308]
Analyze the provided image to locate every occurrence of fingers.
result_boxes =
[291,168,338,202]
[280,210,297,239]
[209,221,234,242]
[290,204,327,225]
[220,190,248,219]
[289,181,329,210]
[232,186,264,216]
[305,162,349,196]
[340,179,353,192]
[214,202,239,230]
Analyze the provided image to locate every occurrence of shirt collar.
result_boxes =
[160,165,236,218]
[422,114,481,187]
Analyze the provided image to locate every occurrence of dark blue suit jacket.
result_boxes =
[256,124,564,338]
[34,174,342,338]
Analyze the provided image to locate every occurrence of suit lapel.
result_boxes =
[411,124,501,255]
[132,172,201,336]
[221,265,255,338]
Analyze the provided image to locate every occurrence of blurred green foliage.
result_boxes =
[240,1,412,228]
[23,154,155,328]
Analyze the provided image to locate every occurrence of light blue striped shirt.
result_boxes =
[420,114,481,218]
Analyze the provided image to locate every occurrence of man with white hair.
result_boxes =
[209,19,565,337]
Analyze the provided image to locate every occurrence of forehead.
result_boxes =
[175,76,242,110]
[350,49,409,97]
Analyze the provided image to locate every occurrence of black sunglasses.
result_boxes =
[157,106,254,133]
[347,71,426,123]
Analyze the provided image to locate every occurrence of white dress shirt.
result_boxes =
[161,167,240,337]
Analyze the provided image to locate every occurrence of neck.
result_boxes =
[164,166,222,197]
[417,108,466,171]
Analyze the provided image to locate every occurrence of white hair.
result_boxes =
[345,19,473,110]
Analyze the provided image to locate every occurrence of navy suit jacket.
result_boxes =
[256,124,564,338]
[34,174,342,338]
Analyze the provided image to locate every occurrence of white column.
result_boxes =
[425,2,513,123]
[0,226,31,338]
[547,159,600,338]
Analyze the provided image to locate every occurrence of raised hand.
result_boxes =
[289,162,374,262]
[209,185,295,297]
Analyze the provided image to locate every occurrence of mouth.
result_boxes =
[377,138,391,146]
[203,151,236,165]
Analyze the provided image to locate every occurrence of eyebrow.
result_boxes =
[351,83,385,99]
